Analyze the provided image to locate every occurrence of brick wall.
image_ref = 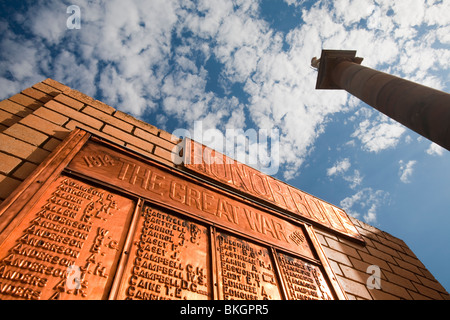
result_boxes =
[0,78,448,300]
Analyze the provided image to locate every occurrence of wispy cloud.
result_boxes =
[327,158,363,189]
[426,142,445,156]
[351,117,406,153]
[327,158,351,176]
[399,160,417,183]
[340,188,389,224]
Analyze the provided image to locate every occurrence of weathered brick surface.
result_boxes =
[0,174,22,200]
[4,123,48,146]
[54,94,85,110]
[0,153,22,175]
[0,133,50,164]
[22,87,54,103]
[0,99,32,118]
[0,78,448,300]
[19,114,70,140]
[11,161,38,180]
[32,82,62,96]
[33,107,69,126]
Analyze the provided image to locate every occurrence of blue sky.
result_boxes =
[0,0,449,293]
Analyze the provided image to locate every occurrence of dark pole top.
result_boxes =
[314,50,450,151]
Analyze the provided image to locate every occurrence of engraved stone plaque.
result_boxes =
[0,175,135,300]
[277,251,334,300]
[115,205,212,300]
[67,140,316,261]
[215,231,282,300]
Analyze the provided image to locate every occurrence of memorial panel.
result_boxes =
[215,231,282,300]
[115,204,212,300]
[277,251,334,300]
[67,140,316,260]
[0,175,135,300]
[0,132,346,300]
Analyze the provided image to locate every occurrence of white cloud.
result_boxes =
[426,142,445,156]
[399,160,417,183]
[327,158,351,176]
[351,118,406,153]
[344,169,363,189]
[327,159,363,189]
[340,188,389,224]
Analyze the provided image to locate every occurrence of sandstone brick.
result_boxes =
[328,260,343,276]
[42,138,62,152]
[153,146,173,162]
[103,125,153,152]
[82,106,133,132]
[377,279,413,299]
[45,100,102,129]
[22,87,53,103]
[158,129,180,143]
[64,120,124,146]
[368,289,401,300]
[398,251,426,269]
[441,292,450,300]
[349,256,374,274]
[54,94,85,110]
[0,109,21,127]
[412,282,445,300]
[0,99,31,118]
[42,78,70,92]
[381,231,407,248]
[418,267,438,281]
[32,82,61,96]
[9,93,42,110]
[384,270,416,291]
[0,133,49,163]
[34,107,69,125]
[416,274,448,293]
[20,114,70,140]
[322,246,352,266]
[0,153,22,175]
[355,225,382,243]
[373,239,403,258]
[135,127,176,152]
[323,237,361,259]
[358,251,392,271]
[366,246,397,264]
[4,124,48,146]
[336,275,372,300]
[114,110,158,135]
[314,232,328,247]
[408,290,432,300]
[0,174,22,200]
[315,229,339,242]
[65,89,116,114]
[340,265,369,284]
[388,263,420,283]
[393,257,423,275]
[11,161,37,180]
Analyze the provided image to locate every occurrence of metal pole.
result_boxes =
[314,50,450,151]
